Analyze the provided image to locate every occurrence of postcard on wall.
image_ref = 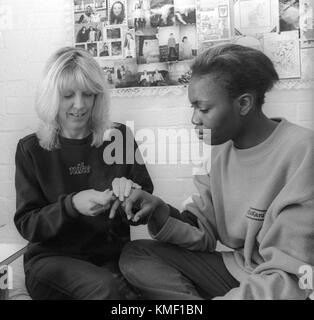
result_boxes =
[234,0,279,35]
[233,35,264,51]
[263,30,301,79]
[174,0,196,25]
[127,0,157,34]
[137,62,170,87]
[158,25,180,62]
[123,28,136,58]
[300,39,314,48]
[98,59,116,88]
[279,0,299,32]
[168,60,193,85]
[136,34,160,64]
[301,47,314,79]
[114,58,139,87]
[149,0,175,28]
[300,0,314,40]
[196,0,232,43]
[199,39,230,54]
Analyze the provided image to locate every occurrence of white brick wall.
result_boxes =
[0,0,313,237]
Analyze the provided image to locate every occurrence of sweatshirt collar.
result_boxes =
[59,133,93,146]
[231,118,289,162]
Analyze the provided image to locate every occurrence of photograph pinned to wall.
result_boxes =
[198,39,230,54]
[127,0,156,34]
[137,62,169,86]
[174,0,196,25]
[105,26,122,39]
[75,24,98,43]
[74,0,85,12]
[75,43,87,50]
[179,25,198,60]
[98,59,116,88]
[136,35,160,63]
[95,0,108,10]
[149,0,175,28]
[74,0,104,24]
[234,0,279,35]
[114,58,139,87]
[87,42,98,56]
[84,24,103,42]
[108,0,128,25]
[123,28,136,58]
[279,0,300,32]
[233,35,264,51]
[263,30,301,79]
[300,0,314,39]
[168,60,192,85]
[300,47,314,79]
[158,25,180,62]
[300,38,314,47]
[99,41,111,57]
[111,40,123,57]
[196,0,232,43]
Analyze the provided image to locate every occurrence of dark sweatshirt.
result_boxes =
[14,123,153,271]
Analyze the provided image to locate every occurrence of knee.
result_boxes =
[119,240,156,279]
[97,276,124,300]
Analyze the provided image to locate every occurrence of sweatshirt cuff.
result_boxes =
[148,216,180,241]
[64,193,81,219]
[148,205,178,239]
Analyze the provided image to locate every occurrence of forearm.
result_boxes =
[148,201,216,251]
[14,193,79,243]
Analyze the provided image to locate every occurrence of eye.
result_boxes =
[200,109,210,114]
[83,92,94,98]
[63,93,74,99]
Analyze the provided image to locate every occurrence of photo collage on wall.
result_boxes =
[74,0,314,88]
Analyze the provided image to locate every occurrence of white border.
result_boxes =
[108,80,314,97]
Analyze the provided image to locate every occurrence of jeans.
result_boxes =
[119,240,240,300]
[25,255,139,300]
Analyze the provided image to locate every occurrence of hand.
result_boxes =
[72,189,114,217]
[109,177,141,219]
[123,189,167,223]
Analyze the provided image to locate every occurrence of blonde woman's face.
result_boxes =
[58,84,95,138]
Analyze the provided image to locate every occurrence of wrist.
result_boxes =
[65,193,81,218]
[149,198,169,231]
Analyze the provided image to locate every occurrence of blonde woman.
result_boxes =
[14,47,153,300]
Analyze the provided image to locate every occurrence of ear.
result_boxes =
[236,93,255,116]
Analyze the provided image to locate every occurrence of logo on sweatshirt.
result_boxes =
[246,207,267,221]
[69,162,91,176]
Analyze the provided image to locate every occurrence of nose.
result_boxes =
[73,93,84,110]
[191,109,202,126]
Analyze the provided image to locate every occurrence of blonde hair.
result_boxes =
[35,46,111,150]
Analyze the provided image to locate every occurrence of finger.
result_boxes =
[112,178,120,198]
[124,197,136,220]
[119,177,127,201]
[132,182,142,190]
[124,179,133,198]
[132,204,152,223]
[109,198,121,219]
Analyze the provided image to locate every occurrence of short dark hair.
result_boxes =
[191,44,279,108]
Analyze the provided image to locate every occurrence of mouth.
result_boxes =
[68,112,88,119]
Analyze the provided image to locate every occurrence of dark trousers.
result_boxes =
[25,256,139,300]
[119,240,240,300]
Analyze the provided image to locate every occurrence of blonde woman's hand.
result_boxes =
[72,189,115,217]
[109,177,141,219]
